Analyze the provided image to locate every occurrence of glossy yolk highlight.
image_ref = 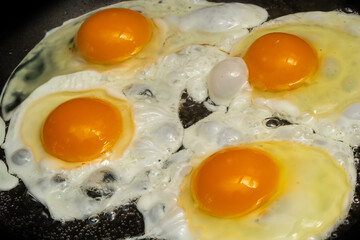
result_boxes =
[41,97,122,163]
[75,8,152,64]
[191,147,280,218]
[243,32,318,91]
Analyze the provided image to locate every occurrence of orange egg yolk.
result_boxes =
[75,8,152,64]
[243,32,318,91]
[41,97,122,163]
[191,147,280,218]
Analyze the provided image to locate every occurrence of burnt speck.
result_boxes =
[52,174,67,184]
[68,36,75,44]
[84,187,114,200]
[178,90,212,128]
[102,171,117,183]
[81,168,118,201]
[263,116,292,128]
[123,84,155,100]
[139,89,154,98]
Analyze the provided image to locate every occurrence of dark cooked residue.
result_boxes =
[123,84,155,100]
[81,169,118,201]
[263,116,292,128]
[178,90,213,128]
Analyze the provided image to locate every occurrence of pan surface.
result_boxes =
[1,0,360,239]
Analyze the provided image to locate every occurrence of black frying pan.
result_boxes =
[1,0,360,239]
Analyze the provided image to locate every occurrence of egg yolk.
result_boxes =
[243,32,318,91]
[191,147,280,218]
[75,8,152,64]
[41,97,122,163]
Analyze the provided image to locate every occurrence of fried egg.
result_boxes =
[75,8,152,64]
[178,106,355,240]
[3,70,184,220]
[231,11,360,119]
[179,141,351,240]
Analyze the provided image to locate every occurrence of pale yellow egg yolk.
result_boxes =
[191,147,280,218]
[41,97,122,163]
[75,8,152,64]
[243,32,318,91]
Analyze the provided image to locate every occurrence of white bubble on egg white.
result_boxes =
[208,57,249,106]
[173,3,268,32]
[153,123,182,148]
[162,2,269,53]
[198,120,243,147]
[11,148,33,166]
[129,101,183,164]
